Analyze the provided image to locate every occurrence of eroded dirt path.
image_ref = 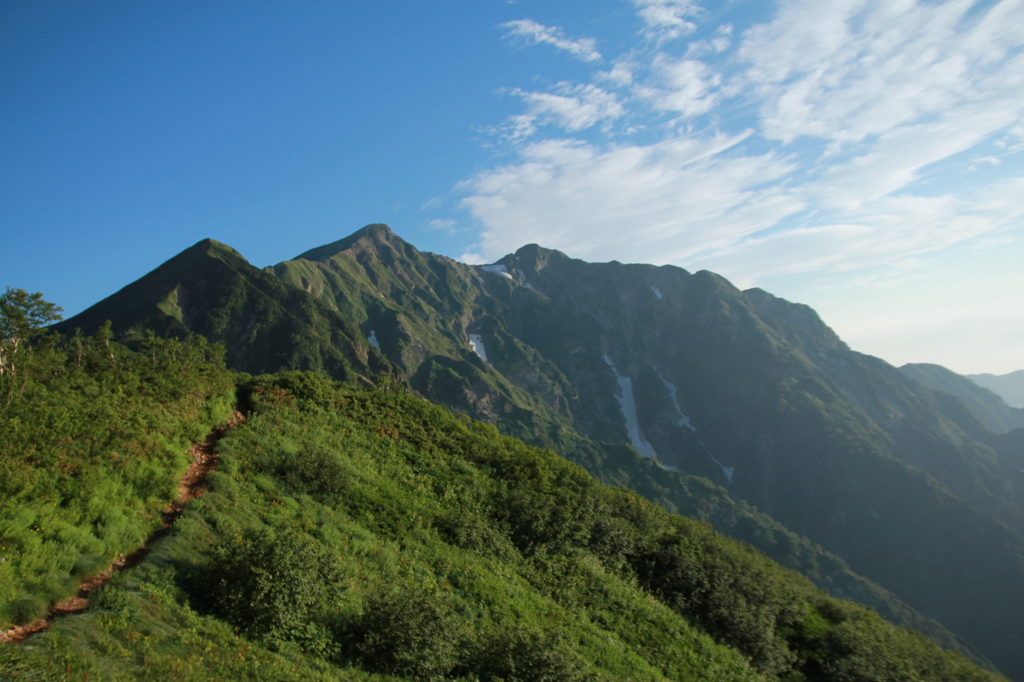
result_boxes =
[0,410,246,644]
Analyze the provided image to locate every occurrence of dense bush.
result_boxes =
[469,625,589,682]
[351,588,460,680]
[190,526,343,655]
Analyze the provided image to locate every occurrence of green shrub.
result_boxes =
[189,526,343,655]
[71,553,107,579]
[469,624,589,682]
[4,596,46,626]
[279,448,351,501]
[352,587,460,680]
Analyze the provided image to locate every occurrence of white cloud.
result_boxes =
[686,24,732,57]
[486,114,538,143]
[634,55,721,117]
[501,19,602,62]
[738,0,1024,146]
[691,193,997,284]
[461,133,804,263]
[426,218,465,235]
[599,60,637,87]
[510,83,625,132]
[632,0,702,42]
[809,101,1024,209]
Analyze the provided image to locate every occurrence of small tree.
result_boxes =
[0,287,63,403]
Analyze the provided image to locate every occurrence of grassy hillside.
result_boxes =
[0,329,235,628]
[1,370,1005,680]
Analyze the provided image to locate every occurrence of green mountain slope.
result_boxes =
[2,369,1005,681]
[0,329,235,629]
[55,225,1024,677]
[53,238,390,383]
[265,226,987,659]
[900,363,1024,434]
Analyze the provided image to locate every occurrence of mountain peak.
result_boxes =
[511,243,569,273]
[182,237,244,261]
[292,224,398,262]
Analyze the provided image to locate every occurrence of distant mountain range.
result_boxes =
[968,371,1024,409]
[57,224,1024,679]
[900,364,1024,434]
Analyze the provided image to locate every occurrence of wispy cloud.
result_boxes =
[501,19,602,62]
[476,0,1024,273]
[461,132,803,263]
[425,218,465,236]
[487,82,622,140]
[632,0,702,43]
[738,0,1024,147]
[634,55,721,117]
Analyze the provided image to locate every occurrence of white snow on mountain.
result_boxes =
[603,355,658,459]
[481,264,514,280]
[698,439,734,483]
[658,374,695,431]
[469,334,489,363]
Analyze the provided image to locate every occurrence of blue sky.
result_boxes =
[3,0,1022,374]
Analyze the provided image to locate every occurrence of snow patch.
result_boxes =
[655,371,732,481]
[468,334,489,363]
[367,330,380,349]
[603,355,658,459]
[659,374,695,431]
[481,264,514,280]
[651,286,663,300]
[697,438,734,482]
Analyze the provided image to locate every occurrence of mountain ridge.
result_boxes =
[54,224,1024,678]
[969,370,1024,409]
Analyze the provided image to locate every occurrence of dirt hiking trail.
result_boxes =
[0,410,246,644]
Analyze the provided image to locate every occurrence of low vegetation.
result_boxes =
[0,311,235,627]
[1,344,1005,679]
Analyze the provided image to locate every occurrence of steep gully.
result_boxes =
[0,410,246,644]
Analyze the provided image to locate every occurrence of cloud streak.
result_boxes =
[501,19,602,62]
[469,0,1024,277]
[508,83,626,134]
[632,0,702,43]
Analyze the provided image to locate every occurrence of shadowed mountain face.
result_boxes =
[60,224,1024,678]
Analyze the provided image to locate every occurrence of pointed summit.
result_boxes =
[293,224,399,262]
[56,237,380,381]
